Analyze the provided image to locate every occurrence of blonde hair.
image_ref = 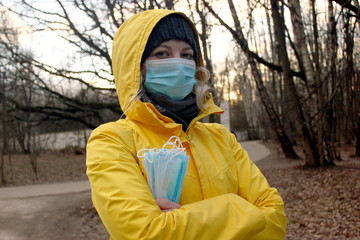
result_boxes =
[194,66,212,110]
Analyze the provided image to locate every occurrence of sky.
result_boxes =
[3,0,236,68]
[1,3,76,67]
[1,0,239,94]
[3,0,351,90]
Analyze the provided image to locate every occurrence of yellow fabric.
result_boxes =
[86,9,286,240]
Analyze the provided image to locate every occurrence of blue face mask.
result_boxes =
[137,136,190,203]
[144,58,197,101]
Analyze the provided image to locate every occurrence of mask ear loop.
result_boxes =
[162,136,184,149]
[162,136,186,161]
[138,136,186,165]
[173,137,184,149]
[137,148,158,163]
[120,89,142,119]
[169,136,186,153]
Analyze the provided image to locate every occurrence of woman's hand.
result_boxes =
[156,198,181,213]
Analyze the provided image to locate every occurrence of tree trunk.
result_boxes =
[271,0,319,165]
[311,0,329,165]
[356,113,360,156]
[205,0,299,158]
[344,11,355,145]
[332,0,360,18]
[323,26,339,161]
[265,0,280,115]
[0,150,4,184]
[288,0,316,89]
[1,71,6,184]
[196,0,219,124]
[327,0,338,150]
[164,0,175,10]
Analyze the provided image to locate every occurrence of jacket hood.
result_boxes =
[112,9,222,129]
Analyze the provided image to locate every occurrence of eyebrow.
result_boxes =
[158,44,193,51]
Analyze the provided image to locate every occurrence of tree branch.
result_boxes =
[203,0,305,80]
[332,0,360,19]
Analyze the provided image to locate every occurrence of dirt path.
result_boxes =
[240,140,270,163]
[0,140,270,240]
[0,191,91,240]
[0,181,90,200]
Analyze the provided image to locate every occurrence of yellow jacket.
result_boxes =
[86,9,286,240]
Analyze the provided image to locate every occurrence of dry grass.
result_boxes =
[1,143,359,240]
[1,148,87,186]
[258,141,360,240]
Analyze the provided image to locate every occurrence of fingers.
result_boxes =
[156,198,181,212]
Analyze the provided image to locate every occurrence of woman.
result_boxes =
[86,9,286,240]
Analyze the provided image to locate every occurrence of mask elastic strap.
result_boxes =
[173,137,184,149]
[137,148,157,163]
[162,136,186,160]
[120,89,141,119]
[162,136,184,149]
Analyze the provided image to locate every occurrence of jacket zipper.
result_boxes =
[186,134,194,146]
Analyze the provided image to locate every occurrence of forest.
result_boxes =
[0,0,359,183]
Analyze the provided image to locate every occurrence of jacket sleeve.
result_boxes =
[86,124,286,240]
[228,129,287,239]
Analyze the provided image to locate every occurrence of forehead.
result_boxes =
[155,39,193,49]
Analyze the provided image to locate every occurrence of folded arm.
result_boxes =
[86,125,286,240]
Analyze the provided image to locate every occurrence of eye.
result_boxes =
[154,50,169,58]
[181,53,193,60]
[181,50,194,60]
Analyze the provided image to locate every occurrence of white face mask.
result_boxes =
[144,58,197,101]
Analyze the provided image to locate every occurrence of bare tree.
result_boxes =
[4,0,180,120]
[204,0,299,158]
[0,0,178,130]
[193,0,222,124]
[2,0,359,166]
[357,113,360,156]
[0,10,35,179]
[271,0,320,165]
[0,70,7,184]
[204,0,360,166]
[332,0,360,19]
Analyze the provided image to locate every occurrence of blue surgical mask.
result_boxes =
[144,58,197,101]
[137,136,190,203]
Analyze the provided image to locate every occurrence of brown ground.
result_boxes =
[257,141,360,240]
[1,142,359,240]
[1,147,87,186]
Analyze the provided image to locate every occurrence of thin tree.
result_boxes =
[204,0,299,159]
[271,0,323,166]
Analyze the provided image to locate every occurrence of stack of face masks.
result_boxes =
[137,136,189,203]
